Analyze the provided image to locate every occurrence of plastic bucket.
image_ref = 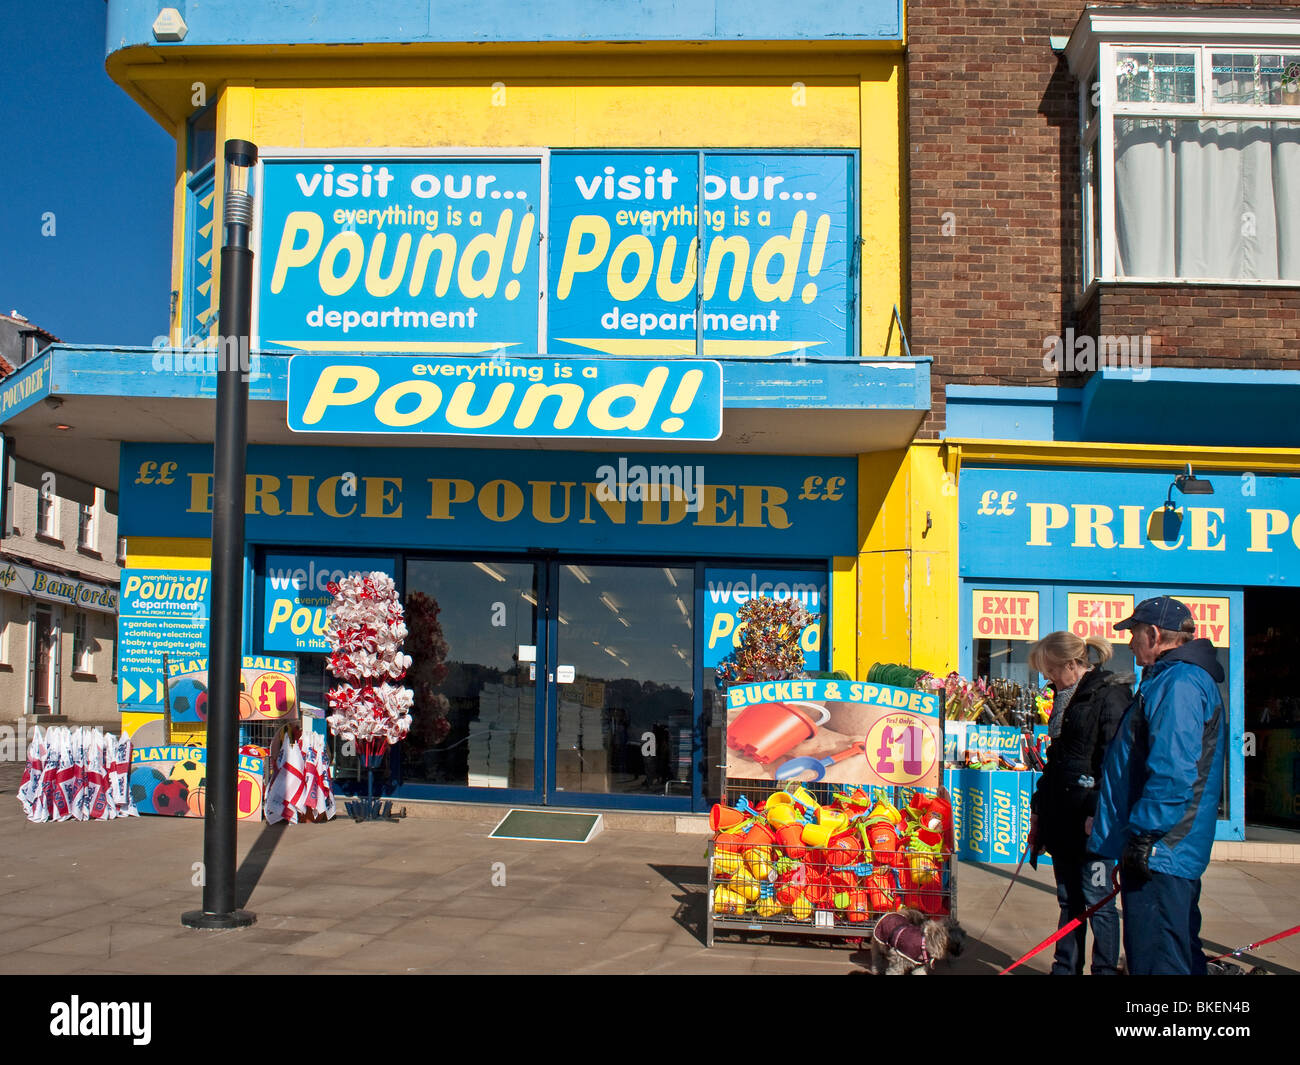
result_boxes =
[726,701,830,765]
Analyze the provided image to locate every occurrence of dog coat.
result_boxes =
[873,911,928,967]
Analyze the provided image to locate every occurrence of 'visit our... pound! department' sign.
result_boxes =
[254,151,853,358]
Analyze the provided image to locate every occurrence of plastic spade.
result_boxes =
[774,742,867,783]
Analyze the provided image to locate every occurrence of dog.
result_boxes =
[869,908,966,974]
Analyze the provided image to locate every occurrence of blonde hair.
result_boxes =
[1027,630,1113,675]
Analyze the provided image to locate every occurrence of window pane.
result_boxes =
[1115,51,1197,105]
[1114,118,1300,280]
[1212,53,1300,107]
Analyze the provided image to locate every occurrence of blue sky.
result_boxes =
[0,0,174,346]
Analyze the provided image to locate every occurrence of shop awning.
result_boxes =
[0,347,930,490]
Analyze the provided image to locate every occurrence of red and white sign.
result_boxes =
[972,590,1039,641]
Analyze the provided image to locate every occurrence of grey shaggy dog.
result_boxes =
[869,908,967,975]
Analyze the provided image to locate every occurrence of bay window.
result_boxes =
[1069,14,1300,285]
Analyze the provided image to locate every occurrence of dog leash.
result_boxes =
[998,866,1121,975]
[979,839,1031,943]
[1207,924,1300,962]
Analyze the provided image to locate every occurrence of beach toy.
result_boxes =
[846,889,871,923]
[712,840,743,879]
[801,821,834,849]
[741,821,775,871]
[735,795,765,821]
[765,790,795,807]
[747,851,773,880]
[774,863,808,906]
[865,868,902,914]
[817,806,849,832]
[774,741,867,784]
[825,828,863,868]
[765,802,800,828]
[790,894,813,921]
[774,823,808,863]
[864,819,900,869]
[727,701,831,765]
[864,799,902,826]
[709,803,746,832]
[788,785,820,814]
[755,894,784,919]
[713,886,747,915]
[731,871,762,902]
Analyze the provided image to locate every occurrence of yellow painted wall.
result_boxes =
[856,444,959,676]
[167,52,902,358]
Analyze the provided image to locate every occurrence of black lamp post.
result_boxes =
[183,139,259,930]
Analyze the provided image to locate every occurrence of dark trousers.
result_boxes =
[1051,852,1120,975]
[1120,871,1207,975]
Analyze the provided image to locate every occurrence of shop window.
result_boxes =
[1072,17,1300,284]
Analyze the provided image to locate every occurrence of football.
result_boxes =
[152,778,189,815]
[129,765,166,808]
[168,677,209,722]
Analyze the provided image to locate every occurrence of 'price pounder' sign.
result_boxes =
[724,678,941,789]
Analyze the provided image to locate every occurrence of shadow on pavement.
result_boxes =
[235,821,288,908]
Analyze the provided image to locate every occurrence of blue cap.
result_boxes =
[1113,596,1194,632]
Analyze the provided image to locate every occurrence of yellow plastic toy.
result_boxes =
[713,886,747,915]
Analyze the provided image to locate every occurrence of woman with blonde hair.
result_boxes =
[1027,630,1133,975]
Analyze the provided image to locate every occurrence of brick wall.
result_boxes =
[907,0,1300,436]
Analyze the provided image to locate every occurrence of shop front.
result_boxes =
[114,441,858,812]
[955,456,1300,841]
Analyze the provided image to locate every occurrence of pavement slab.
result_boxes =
[3,780,1299,974]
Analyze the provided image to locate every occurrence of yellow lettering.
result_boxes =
[428,478,475,520]
[1188,507,1226,551]
[316,476,357,518]
[1248,508,1289,552]
[269,211,324,293]
[478,479,524,522]
[1071,504,1115,548]
[187,473,213,514]
[246,475,282,516]
[695,484,736,527]
[375,380,441,427]
[556,215,610,300]
[299,365,380,425]
[1027,502,1069,546]
[362,477,403,518]
[740,485,791,529]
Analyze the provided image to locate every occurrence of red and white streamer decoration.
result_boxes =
[324,572,414,748]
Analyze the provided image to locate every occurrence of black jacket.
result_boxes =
[1032,667,1134,858]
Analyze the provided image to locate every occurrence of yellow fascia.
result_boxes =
[946,439,1300,473]
[155,49,903,359]
[855,444,959,677]
[127,538,213,570]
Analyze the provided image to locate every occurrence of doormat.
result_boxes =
[489,809,604,843]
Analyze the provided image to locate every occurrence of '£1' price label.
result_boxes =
[865,713,938,787]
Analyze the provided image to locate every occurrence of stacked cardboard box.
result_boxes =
[468,683,536,789]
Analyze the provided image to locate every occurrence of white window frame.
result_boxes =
[37,484,58,539]
[72,611,92,675]
[78,496,96,550]
[1066,11,1300,289]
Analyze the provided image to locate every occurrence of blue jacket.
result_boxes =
[1088,639,1225,879]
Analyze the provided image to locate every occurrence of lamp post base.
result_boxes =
[181,909,256,930]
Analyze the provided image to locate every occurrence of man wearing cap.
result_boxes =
[1088,596,1226,975]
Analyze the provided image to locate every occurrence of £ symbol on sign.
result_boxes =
[134,461,177,485]
[821,476,845,501]
[799,476,824,500]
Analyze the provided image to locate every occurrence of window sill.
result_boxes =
[34,533,63,548]
[1094,277,1300,289]
[70,670,97,681]
[76,546,102,560]
[0,662,13,673]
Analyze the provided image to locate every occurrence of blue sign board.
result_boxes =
[549,151,853,358]
[257,157,542,353]
[262,552,397,654]
[119,444,858,557]
[702,567,827,670]
[117,570,211,707]
[961,465,1300,585]
[286,354,723,441]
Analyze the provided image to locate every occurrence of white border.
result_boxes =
[489,808,604,844]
